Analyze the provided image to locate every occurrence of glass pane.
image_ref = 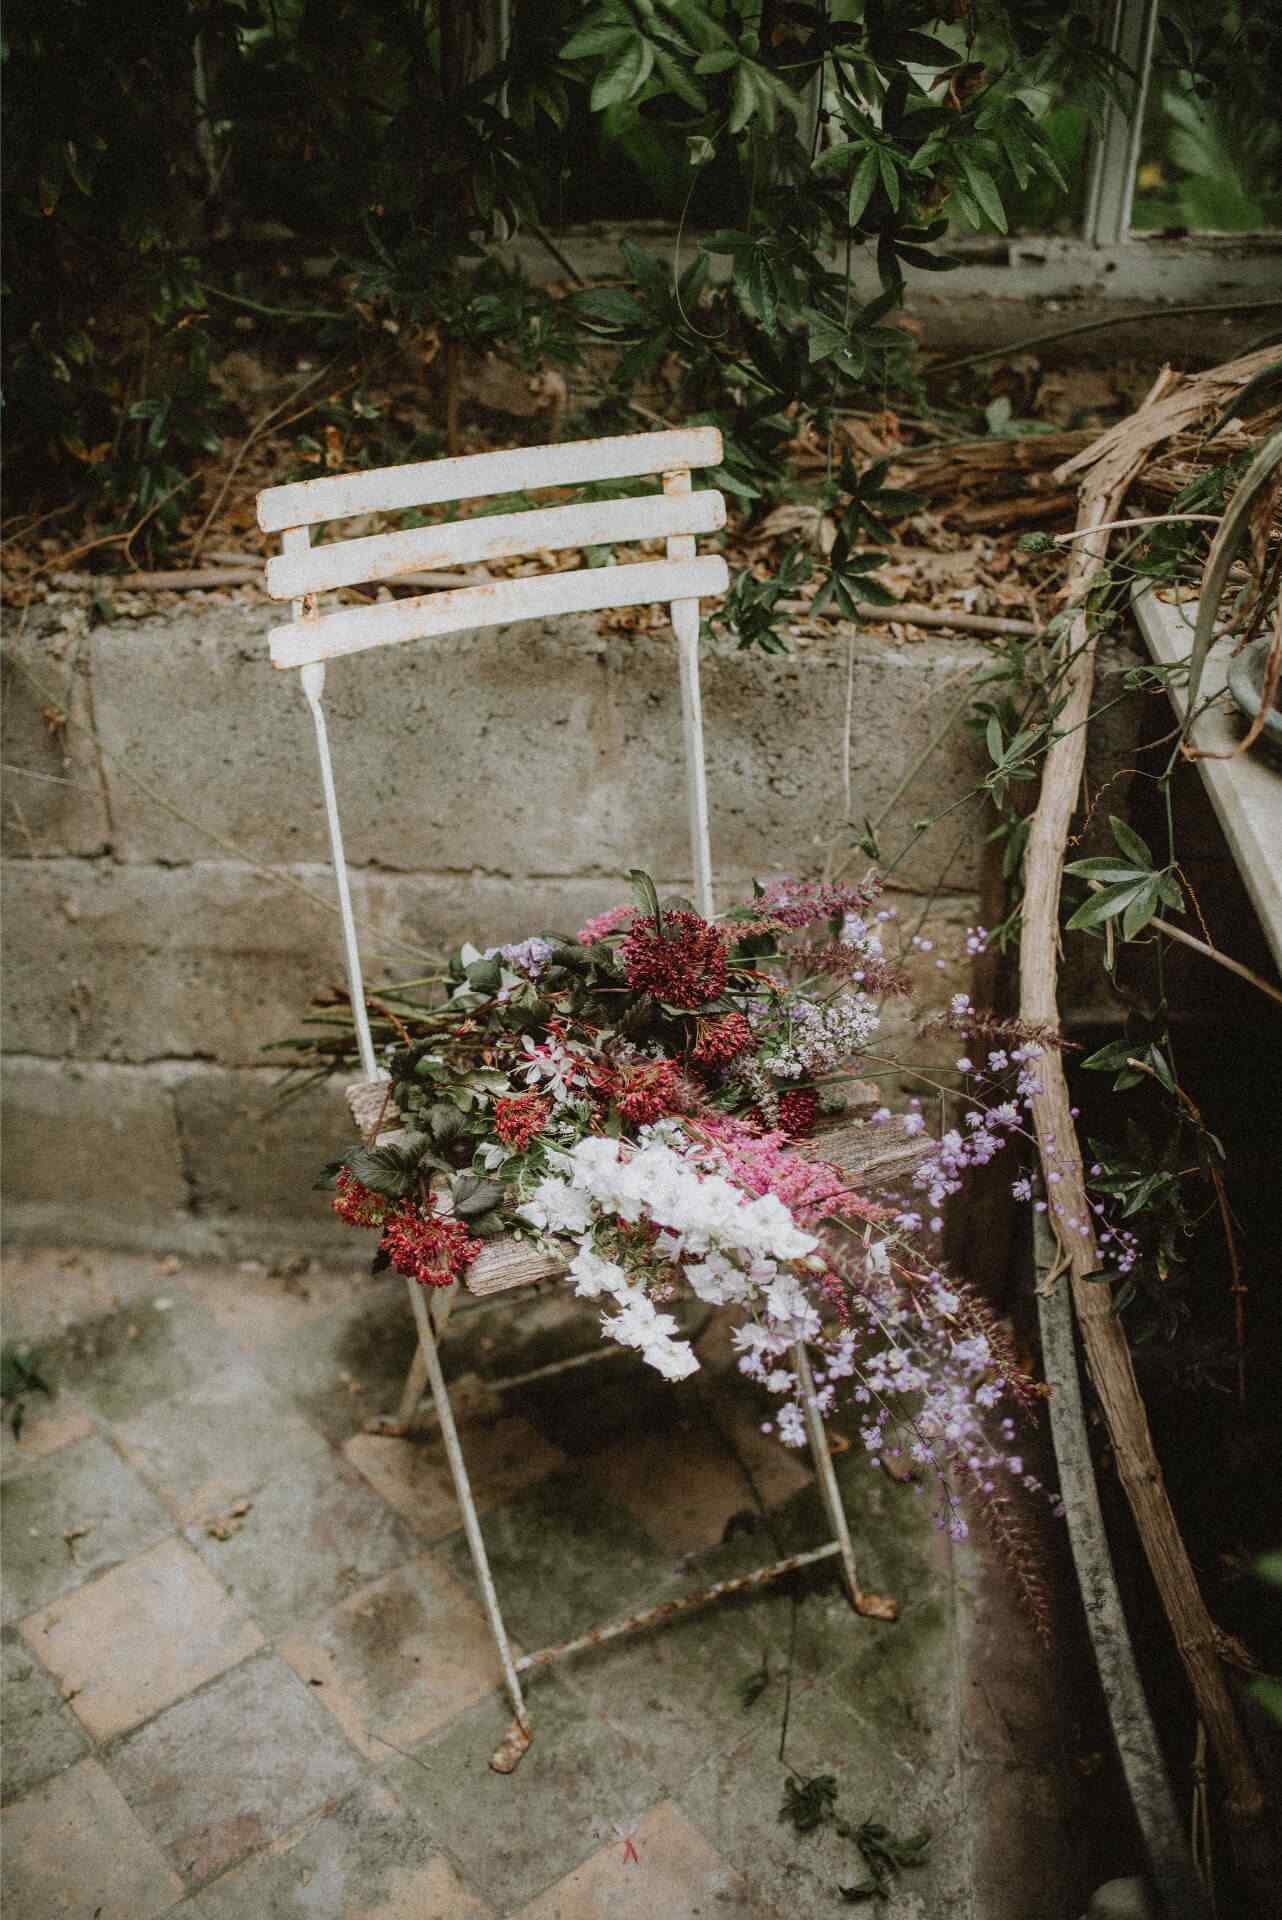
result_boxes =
[1131,6,1282,232]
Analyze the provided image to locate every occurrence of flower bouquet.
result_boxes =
[304,870,1044,1548]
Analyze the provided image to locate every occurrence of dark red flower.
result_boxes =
[614,1058,688,1127]
[494,1090,552,1151]
[332,1169,387,1230]
[777,1088,820,1138]
[379,1202,483,1288]
[621,911,728,1009]
[691,1010,754,1069]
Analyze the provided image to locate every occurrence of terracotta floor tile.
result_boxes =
[0,1757,184,1920]
[185,1451,418,1636]
[582,1403,810,1556]
[20,1536,264,1740]
[343,1412,564,1540]
[111,1354,328,1524]
[279,1552,508,1758]
[0,1401,94,1479]
[110,1653,366,1888]
[181,1257,376,1347]
[1,1627,89,1804]
[182,1780,494,1918]
[0,1248,173,1347]
[512,1799,768,1920]
[1,1433,172,1624]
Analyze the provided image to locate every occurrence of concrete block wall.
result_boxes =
[3,592,991,1258]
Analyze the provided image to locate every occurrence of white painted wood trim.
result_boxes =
[1083,0,1158,247]
[1131,585,1282,975]
[270,554,729,669]
[299,662,379,1080]
[264,487,726,600]
[257,426,724,532]
[663,468,714,919]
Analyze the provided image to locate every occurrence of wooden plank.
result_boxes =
[257,426,725,533]
[270,554,729,670]
[265,488,726,601]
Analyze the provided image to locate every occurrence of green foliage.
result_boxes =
[1,1343,52,1441]
[778,1772,930,1901]
[1065,816,1184,946]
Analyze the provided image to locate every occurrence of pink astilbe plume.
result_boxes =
[575,903,638,945]
[701,1116,887,1229]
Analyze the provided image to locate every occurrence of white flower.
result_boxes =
[684,1251,749,1306]
[516,1176,592,1235]
[568,1246,631,1301]
[645,1336,699,1381]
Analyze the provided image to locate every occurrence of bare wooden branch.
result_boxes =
[1018,354,1272,1880]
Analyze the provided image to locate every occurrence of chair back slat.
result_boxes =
[270,553,728,670]
[257,425,722,533]
[264,487,726,602]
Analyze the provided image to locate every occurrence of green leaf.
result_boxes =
[1121,877,1161,942]
[813,139,864,176]
[561,25,632,60]
[1064,858,1151,882]
[877,147,901,212]
[959,155,1007,232]
[892,31,959,67]
[1156,871,1185,913]
[1066,880,1151,932]
[729,62,757,135]
[628,868,662,928]
[591,36,654,111]
[653,47,706,111]
[741,249,778,332]
[452,1176,505,1219]
[1145,1045,1177,1095]
[846,147,879,227]
[1109,816,1154,869]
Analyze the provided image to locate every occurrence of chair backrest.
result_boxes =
[258,427,729,1079]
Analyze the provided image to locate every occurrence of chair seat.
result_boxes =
[465,1114,932,1299]
[346,1079,930,1300]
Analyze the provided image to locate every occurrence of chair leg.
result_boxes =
[794,1341,862,1610]
[402,1277,530,1750]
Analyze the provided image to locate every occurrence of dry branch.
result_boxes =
[1019,351,1275,1888]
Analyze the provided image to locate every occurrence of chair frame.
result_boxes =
[258,427,913,1771]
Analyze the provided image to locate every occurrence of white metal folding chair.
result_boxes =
[258,427,926,1770]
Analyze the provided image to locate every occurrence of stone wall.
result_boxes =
[3,592,992,1259]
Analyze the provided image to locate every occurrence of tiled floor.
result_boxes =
[1,1245,1074,1917]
